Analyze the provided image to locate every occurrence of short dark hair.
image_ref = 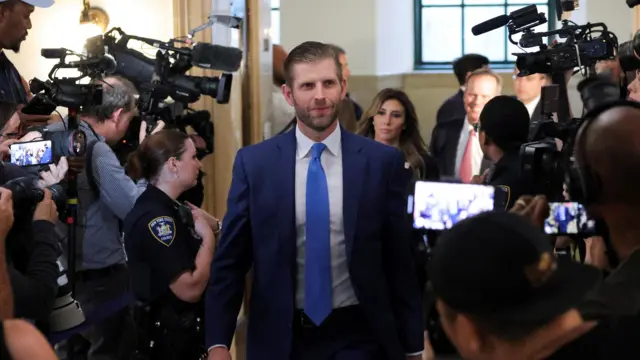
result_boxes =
[283,41,343,86]
[453,54,490,86]
[479,95,530,151]
[84,76,138,123]
[126,130,191,181]
[327,44,346,56]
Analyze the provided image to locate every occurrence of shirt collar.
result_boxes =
[295,122,341,159]
[525,96,541,117]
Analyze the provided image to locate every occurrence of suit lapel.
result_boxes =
[275,130,297,266]
[341,130,365,263]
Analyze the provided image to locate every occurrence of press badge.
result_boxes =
[149,216,176,246]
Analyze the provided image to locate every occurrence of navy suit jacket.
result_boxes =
[436,89,465,124]
[205,126,424,359]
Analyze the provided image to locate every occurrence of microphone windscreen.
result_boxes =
[191,43,243,72]
[41,48,67,59]
[471,15,510,36]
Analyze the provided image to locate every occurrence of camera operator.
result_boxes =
[471,95,532,209]
[0,0,58,127]
[38,75,147,360]
[566,101,640,319]
[0,161,61,322]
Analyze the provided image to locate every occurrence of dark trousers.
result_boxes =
[291,305,384,360]
[56,264,136,360]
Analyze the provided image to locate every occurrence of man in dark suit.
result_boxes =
[435,54,489,125]
[430,69,500,180]
[205,41,424,360]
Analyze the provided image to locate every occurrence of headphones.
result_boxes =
[566,99,640,205]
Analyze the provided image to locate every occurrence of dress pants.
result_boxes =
[291,305,385,360]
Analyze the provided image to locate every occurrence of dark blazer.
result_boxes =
[436,90,465,124]
[429,117,491,179]
[205,126,424,359]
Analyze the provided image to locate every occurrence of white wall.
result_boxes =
[280,0,377,75]
[278,0,635,77]
[7,0,174,84]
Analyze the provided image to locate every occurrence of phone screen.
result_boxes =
[544,202,596,235]
[412,181,495,231]
[10,140,53,167]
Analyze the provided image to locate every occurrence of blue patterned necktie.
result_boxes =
[304,142,332,325]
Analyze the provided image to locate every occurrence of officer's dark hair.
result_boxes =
[478,95,530,152]
[126,130,191,181]
[82,76,138,123]
[453,54,490,86]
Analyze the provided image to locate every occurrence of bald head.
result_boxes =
[580,106,640,205]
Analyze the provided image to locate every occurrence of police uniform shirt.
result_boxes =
[486,152,527,210]
[123,185,201,304]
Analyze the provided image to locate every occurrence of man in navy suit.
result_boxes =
[205,41,424,360]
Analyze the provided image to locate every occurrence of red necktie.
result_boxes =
[460,129,476,183]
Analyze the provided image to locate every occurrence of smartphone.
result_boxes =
[544,202,596,235]
[411,181,495,231]
[10,140,54,167]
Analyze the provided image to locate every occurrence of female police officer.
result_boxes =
[123,130,219,359]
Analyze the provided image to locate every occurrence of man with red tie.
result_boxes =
[430,69,501,182]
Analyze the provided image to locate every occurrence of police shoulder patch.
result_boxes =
[495,185,511,210]
[148,216,176,247]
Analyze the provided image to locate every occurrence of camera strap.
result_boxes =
[84,140,101,199]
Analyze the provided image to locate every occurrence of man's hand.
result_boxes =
[139,120,166,144]
[0,139,17,158]
[38,157,69,188]
[584,236,610,270]
[33,189,58,223]
[207,347,231,360]
[509,195,549,228]
[0,188,14,241]
[470,169,489,185]
[16,105,50,128]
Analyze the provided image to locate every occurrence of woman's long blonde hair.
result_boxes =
[357,88,429,179]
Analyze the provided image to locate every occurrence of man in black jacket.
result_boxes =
[0,162,60,322]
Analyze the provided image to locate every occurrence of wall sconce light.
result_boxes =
[79,0,109,33]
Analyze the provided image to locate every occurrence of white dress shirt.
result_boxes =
[525,95,541,119]
[294,124,358,309]
[454,118,484,178]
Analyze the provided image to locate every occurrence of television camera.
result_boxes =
[101,27,242,159]
[472,4,621,200]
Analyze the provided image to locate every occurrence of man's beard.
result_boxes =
[293,98,340,132]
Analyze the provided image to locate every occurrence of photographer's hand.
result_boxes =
[0,139,17,158]
[509,195,549,229]
[139,120,166,144]
[0,187,13,319]
[33,189,58,223]
[38,157,69,188]
[0,188,14,241]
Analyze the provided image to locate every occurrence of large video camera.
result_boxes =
[22,35,112,158]
[472,4,620,200]
[100,27,242,159]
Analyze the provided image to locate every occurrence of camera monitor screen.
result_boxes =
[9,140,53,167]
[545,202,596,235]
[412,181,495,231]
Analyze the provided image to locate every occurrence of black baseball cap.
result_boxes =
[0,0,53,7]
[478,95,530,150]
[429,211,601,324]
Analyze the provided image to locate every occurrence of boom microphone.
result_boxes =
[471,14,509,36]
[191,43,243,72]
